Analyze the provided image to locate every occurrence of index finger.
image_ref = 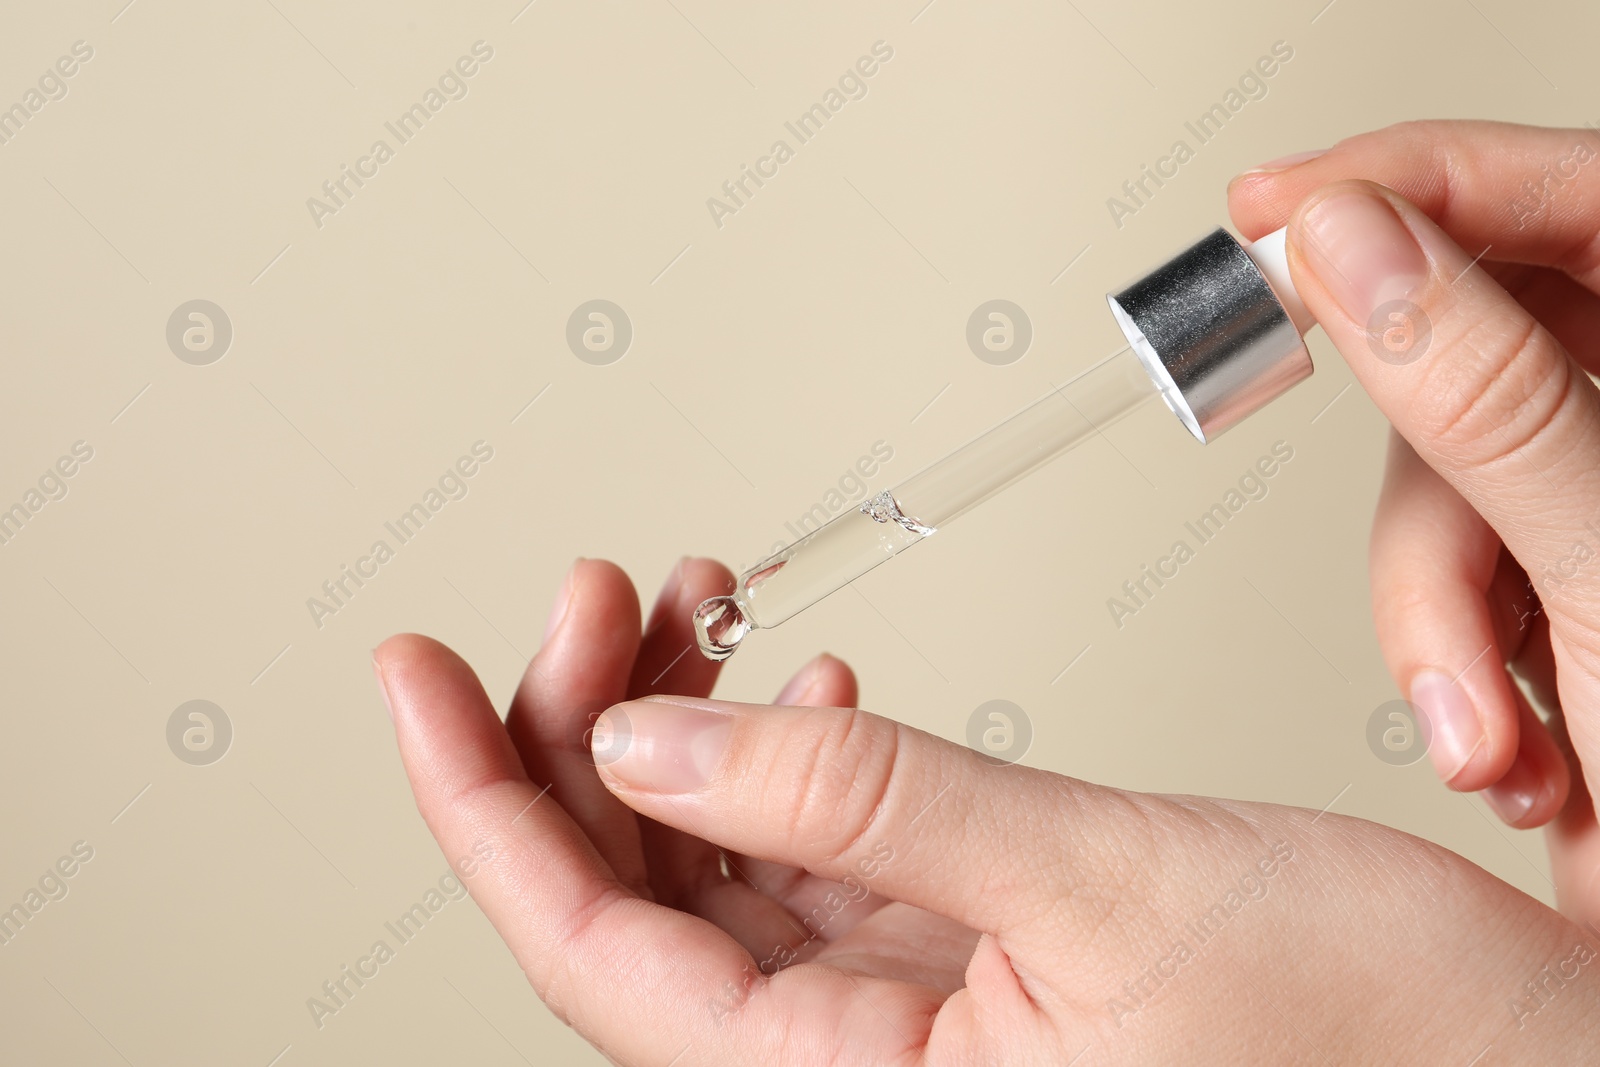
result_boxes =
[1229,120,1600,283]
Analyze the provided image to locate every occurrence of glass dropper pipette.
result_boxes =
[694,225,1318,661]
[693,346,1160,659]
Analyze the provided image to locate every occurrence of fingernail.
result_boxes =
[595,698,731,793]
[1410,669,1483,783]
[775,653,830,705]
[543,559,583,643]
[1299,187,1431,324]
[1240,148,1328,175]
[371,653,395,723]
[1484,761,1541,825]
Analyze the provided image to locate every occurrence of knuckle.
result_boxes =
[1028,784,1167,943]
[537,885,632,1029]
[1360,119,1434,153]
[774,707,901,869]
[1372,577,1434,631]
[1415,313,1574,470]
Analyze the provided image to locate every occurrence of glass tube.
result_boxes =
[694,346,1162,660]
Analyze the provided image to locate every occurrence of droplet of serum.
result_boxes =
[694,595,751,661]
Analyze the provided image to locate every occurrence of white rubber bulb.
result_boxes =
[1244,227,1315,336]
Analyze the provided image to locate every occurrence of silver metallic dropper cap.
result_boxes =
[1107,227,1313,444]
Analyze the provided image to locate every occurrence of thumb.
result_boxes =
[589,695,1148,943]
[1287,180,1600,627]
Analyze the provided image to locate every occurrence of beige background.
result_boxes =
[0,0,1592,1062]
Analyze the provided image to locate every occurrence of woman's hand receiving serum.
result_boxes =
[1231,120,1600,916]
[375,558,1597,1063]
